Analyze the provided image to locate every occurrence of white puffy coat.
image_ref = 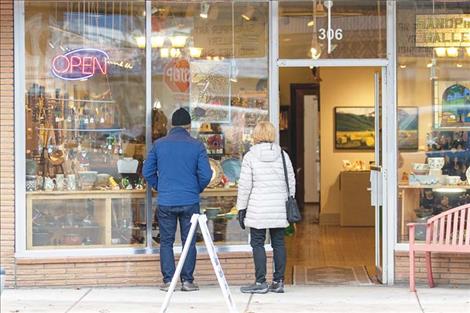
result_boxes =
[236,143,296,229]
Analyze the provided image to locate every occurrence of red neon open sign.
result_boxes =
[51,48,109,81]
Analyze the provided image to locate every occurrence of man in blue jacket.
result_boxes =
[143,108,212,292]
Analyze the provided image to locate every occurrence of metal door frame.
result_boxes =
[268,0,397,285]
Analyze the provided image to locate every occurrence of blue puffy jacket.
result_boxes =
[143,127,213,206]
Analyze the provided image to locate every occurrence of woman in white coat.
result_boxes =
[237,121,296,294]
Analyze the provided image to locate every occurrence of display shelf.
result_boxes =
[398,183,469,241]
[27,187,238,250]
[399,184,470,189]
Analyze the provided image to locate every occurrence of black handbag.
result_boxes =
[281,150,302,223]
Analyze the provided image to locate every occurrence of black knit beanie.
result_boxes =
[172,108,191,126]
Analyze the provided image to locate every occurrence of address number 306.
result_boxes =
[318,28,343,41]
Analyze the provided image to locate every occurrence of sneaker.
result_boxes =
[160,282,171,292]
[268,280,285,293]
[181,281,199,292]
[240,282,269,294]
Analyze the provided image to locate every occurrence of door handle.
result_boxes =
[367,187,372,192]
[370,165,382,172]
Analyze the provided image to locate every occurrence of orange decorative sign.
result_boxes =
[164,58,190,93]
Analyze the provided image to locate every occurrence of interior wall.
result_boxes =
[319,67,377,224]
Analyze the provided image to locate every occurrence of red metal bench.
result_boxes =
[408,204,470,292]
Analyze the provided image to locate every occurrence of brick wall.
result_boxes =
[395,251,470,286]
[15,252,271,287]
[0,0,16,288]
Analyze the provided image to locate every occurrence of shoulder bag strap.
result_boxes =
[280,150,290,196]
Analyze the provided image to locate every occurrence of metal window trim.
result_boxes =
[385,0,397,285]
[14,0,27,256]
[145,0,153,253]
[269,0,280,141]
[278,59,389,68]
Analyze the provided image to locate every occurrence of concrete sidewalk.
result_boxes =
[1,285,469,313]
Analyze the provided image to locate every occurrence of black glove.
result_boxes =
[238,209,246,230]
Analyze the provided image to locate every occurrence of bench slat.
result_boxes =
[452,211,459,246]
[411,244,470,253]
[466,208,470,246]
[439,217,445,244]
[459,208,466,246]
[432,222,439,244]
[445,214,452,245]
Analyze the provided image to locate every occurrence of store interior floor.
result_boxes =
[284,204,376,284]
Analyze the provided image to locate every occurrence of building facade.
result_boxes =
[1,0,470,288]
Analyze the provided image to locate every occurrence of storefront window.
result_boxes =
[150,1,269,246]
[397,1,470,242]
[24,1,146,249]
[279,0,387,59]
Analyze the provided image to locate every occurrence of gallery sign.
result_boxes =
[51,48,109,81]
[416,14,470,47]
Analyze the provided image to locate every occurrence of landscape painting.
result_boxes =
[335,107,375,150]
[398,107,419,150]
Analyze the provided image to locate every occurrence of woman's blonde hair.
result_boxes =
[253,121,276,144]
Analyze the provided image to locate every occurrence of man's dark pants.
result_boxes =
[250,227,286,284]
[158,204,200,283]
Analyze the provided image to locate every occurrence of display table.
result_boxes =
[339,171,374,226]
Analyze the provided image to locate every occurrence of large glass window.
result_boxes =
[397,1,470,243]
[24,1,147,249]
[279,0,387,59]
[23,0,269,251]
[150,1,269,246]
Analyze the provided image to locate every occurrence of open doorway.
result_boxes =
[280,67,381,284]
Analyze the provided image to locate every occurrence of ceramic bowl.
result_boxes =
[427,157,445,170]
[412,163,429,175]
[96,174,111,187]
[79,171,98,184]
[446,176,461,185]
[205,207,220,219]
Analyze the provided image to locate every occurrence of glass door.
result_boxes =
[371,68,386,283]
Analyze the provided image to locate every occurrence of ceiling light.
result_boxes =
[457,63,463,68]
[466,47,470,57]
[426,62,433,68]
[200,2,210,19]
[434,47,446,57]
[169,36,187,48]
[135,36,146,49]
[151,36,165,48]
[170,48,181,58]
[241,6,255,21]
[307,20,314,27]
[160,48,169,58]
[189,47,203,58]
[310,38,322,60]
[399,64,407,69]
[446,47,459,57]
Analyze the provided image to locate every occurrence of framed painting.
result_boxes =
[335,107,375,150]
[398,107,419,150]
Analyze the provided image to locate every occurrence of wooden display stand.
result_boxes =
[339,171,374,226]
